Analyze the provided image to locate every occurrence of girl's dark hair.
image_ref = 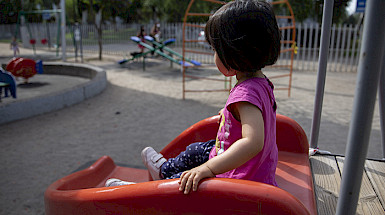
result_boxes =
[205,0,280,72]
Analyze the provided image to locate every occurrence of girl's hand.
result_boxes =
[178,164,215,194]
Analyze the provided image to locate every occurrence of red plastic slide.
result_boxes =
[45,114,317,215]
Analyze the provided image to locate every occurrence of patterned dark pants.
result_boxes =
[161,140,215,179]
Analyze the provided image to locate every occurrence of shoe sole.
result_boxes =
[105,179,135,187]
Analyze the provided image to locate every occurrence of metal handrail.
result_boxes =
[309,0,385,214]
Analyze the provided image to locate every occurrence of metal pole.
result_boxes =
[79,25,83,63]
[380,42,385,159]
[336,1,385,214]
[60,0,66,61]
[309,0,334,149]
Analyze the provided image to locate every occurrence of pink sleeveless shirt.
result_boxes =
[209,77,278,186]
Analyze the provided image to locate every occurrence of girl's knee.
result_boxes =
[185,142,201,153]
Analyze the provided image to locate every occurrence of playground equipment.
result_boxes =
[144,36,201,67]
[45,114,316,215]
[16,10,62,56]
[0,68,17,101]
[182,0,229,99]
[269,0,296,96]
[119,36,200,70]
[181,0,296,99]
[44,1,385,214]
[309,1,385,214]
[6,58,43,83]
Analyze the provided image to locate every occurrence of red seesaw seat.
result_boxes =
[45,114,317,215]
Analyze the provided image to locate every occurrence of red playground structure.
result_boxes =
[6,58,43,83]
[44,114,317,215]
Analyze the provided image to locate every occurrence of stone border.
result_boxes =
[0,62,107,125]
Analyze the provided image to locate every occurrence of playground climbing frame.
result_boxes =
[182,0,296,98]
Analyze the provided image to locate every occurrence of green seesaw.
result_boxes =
[118,36,201,69]
[144,36,201,67]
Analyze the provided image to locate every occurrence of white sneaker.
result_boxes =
[141,147,167,180]
[105,178,136,187]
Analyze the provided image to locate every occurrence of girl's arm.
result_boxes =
[179,101,264,194]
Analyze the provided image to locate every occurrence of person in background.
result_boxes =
[137,25,146,53]
[10,37,20,57]
[150,23,162,55]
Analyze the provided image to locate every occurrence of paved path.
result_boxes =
[0,43,382,215]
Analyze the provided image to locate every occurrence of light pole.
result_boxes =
[61,0,66,61]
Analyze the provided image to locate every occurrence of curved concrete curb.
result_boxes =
[0,62,107,125]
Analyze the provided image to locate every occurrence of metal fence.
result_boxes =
[3,22,363,72]
[293,23,363,73]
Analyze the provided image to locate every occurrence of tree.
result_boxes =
[313,0,351,24]
[287,0,313,23]
[141,0,164,22]
[140,0,230,23]
[0,0,63,24]
[121,0,144,23]
[0,0,21,24]
[85,0,103,60]
[272,0,351,24]
[103,0,130,27]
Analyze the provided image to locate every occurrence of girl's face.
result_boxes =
[214,52,236,77]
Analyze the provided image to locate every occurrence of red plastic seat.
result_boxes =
[45,114,317,215]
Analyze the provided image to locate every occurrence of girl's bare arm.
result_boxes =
[179,102,264,194]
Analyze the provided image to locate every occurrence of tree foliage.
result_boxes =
[0,0,21,24]
[288,0,313,23]
[274,0,351,24]
[313,0,351,24]
[0,0,61,24]
[1,0,353,25]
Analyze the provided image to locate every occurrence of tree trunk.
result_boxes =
[89,0,103,60]
[95,9,102,60]
[82,10,88,25]
[98,27,102,60]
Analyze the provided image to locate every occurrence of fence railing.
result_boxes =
[293,23,363,73]
[3,22,363,73]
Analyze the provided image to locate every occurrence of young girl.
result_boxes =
[137,25,146,53]
[10,37,20,57]
[150,23,162,55]
[106,0,280,194]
